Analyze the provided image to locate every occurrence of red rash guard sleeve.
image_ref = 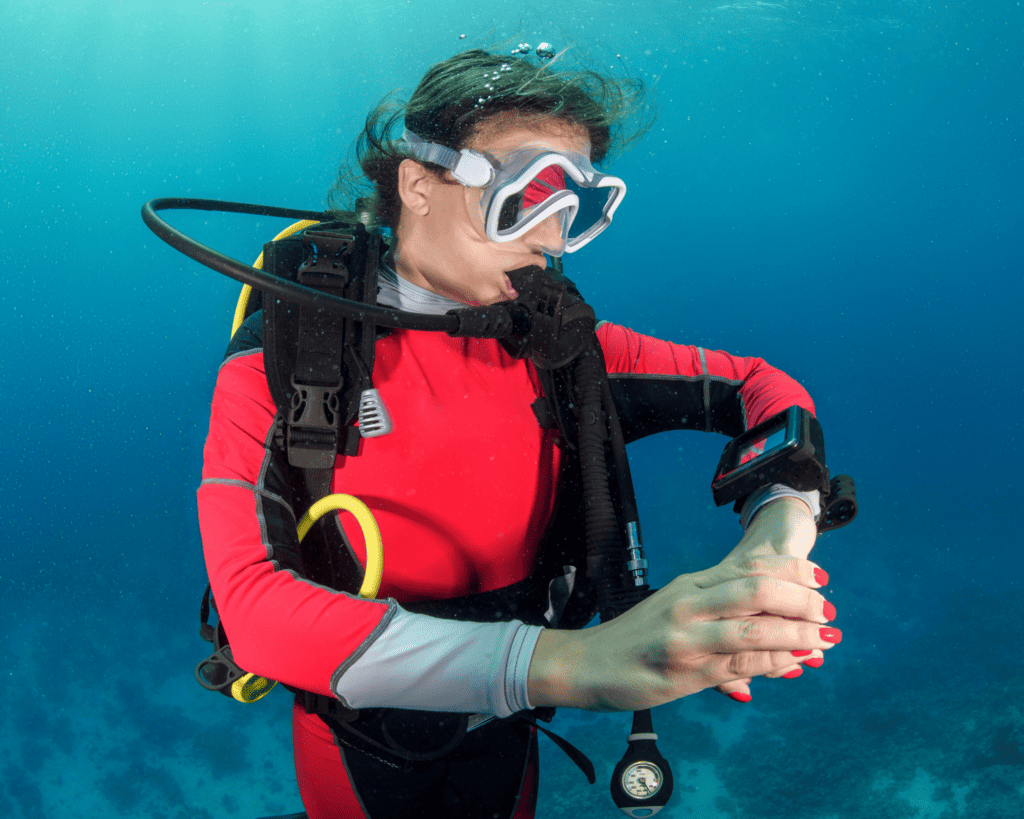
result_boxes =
[596,322,815,435]
[197,350,392,697]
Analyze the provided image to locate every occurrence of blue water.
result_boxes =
[1,1,1021,817]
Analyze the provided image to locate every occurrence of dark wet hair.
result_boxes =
[327,48,652,229]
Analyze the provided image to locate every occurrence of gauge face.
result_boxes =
[622,762,663,799]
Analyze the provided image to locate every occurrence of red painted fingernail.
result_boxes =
[823,600,837,622]
[783,668,803,679]
[814,567,829,586]
[804,657,824,668]
[792,650,813,657]
[728,692,752,703]
[820,627,842,644]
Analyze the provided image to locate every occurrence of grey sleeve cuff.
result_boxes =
[740,484,821,530]
[333,606,543,718]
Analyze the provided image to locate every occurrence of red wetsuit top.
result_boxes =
[197,320,815,702]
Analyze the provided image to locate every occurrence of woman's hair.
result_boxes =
[327,48,652,229]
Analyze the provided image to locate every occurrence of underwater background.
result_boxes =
[1,0,1021,817]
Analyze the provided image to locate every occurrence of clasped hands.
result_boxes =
[528,496,840,711]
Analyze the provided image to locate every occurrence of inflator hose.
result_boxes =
[573,337,631,622]
[573,334,666,812]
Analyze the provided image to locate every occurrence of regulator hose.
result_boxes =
[297,494,384,600]
[141,198,459,333]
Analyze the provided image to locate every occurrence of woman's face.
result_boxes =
[393,116,592,306]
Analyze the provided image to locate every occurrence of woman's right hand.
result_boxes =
[527,554,840,712]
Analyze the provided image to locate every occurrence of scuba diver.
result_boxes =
[159,46,855,819]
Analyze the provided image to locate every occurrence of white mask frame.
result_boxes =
[397,129,627,255]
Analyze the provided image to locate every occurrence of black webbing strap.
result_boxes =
[519,713,596,784]
[302,469,333,505]
[283,234,352,469]
[300,687,594,783]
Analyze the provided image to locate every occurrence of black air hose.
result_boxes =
[574,338,626,623]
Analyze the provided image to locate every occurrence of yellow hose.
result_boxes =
[231,671,276,704]
[297,494,384,600]
[223,493,382,704]
[231,218,321,339]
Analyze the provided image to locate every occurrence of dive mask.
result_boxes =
[397,129,627,256]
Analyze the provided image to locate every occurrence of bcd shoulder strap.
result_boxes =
[260,221,382,482]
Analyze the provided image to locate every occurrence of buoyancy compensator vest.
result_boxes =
[143,198,672,811]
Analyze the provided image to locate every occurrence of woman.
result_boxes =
[198,49,840,819]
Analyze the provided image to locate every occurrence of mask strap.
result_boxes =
[398,130,494,188]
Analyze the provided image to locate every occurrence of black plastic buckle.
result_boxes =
[297,229,359,290]
[286,376,343,469]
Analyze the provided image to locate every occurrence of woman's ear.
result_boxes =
[397,159,433,216]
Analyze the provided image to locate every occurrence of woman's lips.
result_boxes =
[504,274,519,299]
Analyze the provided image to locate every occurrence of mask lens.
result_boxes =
[489,156,621,249]
[566,176,611,240]
[497,194,523,232]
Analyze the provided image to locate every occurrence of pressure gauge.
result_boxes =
[622,761,663,798]
[611,721,673,817]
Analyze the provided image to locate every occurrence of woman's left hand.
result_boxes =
[713,496,831,701]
